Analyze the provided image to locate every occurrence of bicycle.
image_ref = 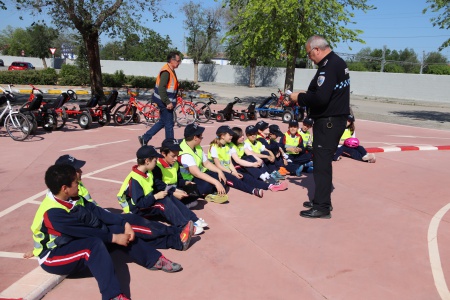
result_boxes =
[174,92,197,127]
[0,85,31,141]
[187,95,216,123]
[113,88,160,126]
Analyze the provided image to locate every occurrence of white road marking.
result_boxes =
[0,251,36,259]
[0,159,134,218]
[62,140,129,151]
[428,203,450,300]
[388,135,450,140]
[85,176,123,184]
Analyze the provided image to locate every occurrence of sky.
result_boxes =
[1,0,449,60]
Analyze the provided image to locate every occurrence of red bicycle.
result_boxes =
[113,88,160,126]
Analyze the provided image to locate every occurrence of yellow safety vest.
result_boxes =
[245,138,263,154]
[156,160,179,185]
[229,142,245,158]
[208,144,231,170]
[298,130,311,147]
[117,171,154,213]
[179,140,207,180]
[31,193,85,257]
[340,128,353,143]
[153,63,179,104]
[284,133,302,154]
[78,181,98,206]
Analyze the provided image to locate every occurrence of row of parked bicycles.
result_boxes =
[1,83,306,142]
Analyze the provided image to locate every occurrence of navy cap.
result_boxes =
[245,125,258,135]
[136,145,163,159]
[55,155,86,169]
[161,138,182,151]
[303,117,314,126]
[216,125,235,135]
[288,120,299,127]
[184,123,205,138]
[269,124,284,137]
[255,120,269,131]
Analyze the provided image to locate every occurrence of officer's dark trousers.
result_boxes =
[41,237,161,300]
[312,116,346,212]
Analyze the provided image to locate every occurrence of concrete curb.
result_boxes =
[367,145,450,153]
[0,266,66,300]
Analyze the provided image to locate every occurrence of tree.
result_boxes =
[13,0,170,97]
[0,26,31,56]
[26,24,59,68]
[223,0,374,90]
[101,41,124,60]
[182,1,224,83]
[423,0,450,50]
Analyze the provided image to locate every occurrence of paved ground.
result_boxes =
[1,82,450,300]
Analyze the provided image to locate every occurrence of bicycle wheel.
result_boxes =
[142,103,160,123]
[55,107,67,130]
[113,104,134,125]
[5,112,31,141]
[174,103,197,127]
[194,101,211,123]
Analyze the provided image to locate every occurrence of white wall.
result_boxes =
[1,55,449,103]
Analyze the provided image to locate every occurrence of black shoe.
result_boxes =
[300,208,331,219]
[138,135,145,146]
[303,201,333,211]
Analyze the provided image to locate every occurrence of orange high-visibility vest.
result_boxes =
[153,63,179,104]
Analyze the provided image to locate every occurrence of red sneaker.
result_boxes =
[150,255,182,273]
[111,293,130,300]
[179,220,194,251]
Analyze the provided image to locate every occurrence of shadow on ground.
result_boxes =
[391,110,450,123]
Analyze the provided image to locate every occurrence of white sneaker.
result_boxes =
[185,200,198,209]
[194,218,208,228]
[194,225,204,235]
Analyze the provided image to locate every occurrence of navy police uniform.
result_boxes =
[297,51,350,212]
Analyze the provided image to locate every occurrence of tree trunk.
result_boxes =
[284,41,300,91]
[249,58,256,88]
[194,63,198,83]
[84,31,104,98]
[42,58,48,69]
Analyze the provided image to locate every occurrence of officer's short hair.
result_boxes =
[167,51,180,62]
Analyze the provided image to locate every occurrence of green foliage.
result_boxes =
[0,70,58,85]
[103,70,127,87]
[127,76,156,88]
[384,64,405,73]
[347,62,367,71]
[58,64,90,86]
[178,80,200,91]
[425,64,450,75]
[423,0,450,50]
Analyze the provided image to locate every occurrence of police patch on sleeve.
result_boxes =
[317,76,325,86]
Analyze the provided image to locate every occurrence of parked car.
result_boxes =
[0,59,4,66]
[8,61,35,71]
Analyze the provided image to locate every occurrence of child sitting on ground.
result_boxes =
[281,120,314,176]
[30,164,184,300]
[117,145,208,235]
[333,114,376,163]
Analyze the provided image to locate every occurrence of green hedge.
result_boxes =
[0,66,199,90]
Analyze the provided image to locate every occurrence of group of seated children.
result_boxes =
[28,113,374,299]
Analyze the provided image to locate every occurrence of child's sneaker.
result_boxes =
[306,166,314,173]
[295,165,304,176]
[271,171,285,181]
[278,166,289,175]
[268,180,288,192]
[205,193,229,204]
[111,294,130,300]
[265,176,279,185]
[253,188,264,198]
[194,225,204,235]
[194,218,208,228]
[179,220,194,251]
[149,255,182,273]
[362,153,376,163]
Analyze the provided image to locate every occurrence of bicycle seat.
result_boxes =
[20,94,43,112]
[43,93,69,110]
[80,95,99,109]
[99,90,118,107]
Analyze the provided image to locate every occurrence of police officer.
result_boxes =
[139,51,181,146]
[289,35,350,219]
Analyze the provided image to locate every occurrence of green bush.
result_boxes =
[425,65,450,75]
[103,70,127,87]
[384,64,405,73]
[347,62,367,71]
[59,64,89,86]
[179,80,200,91]
[0,69,58,85]
[126,75,156,88]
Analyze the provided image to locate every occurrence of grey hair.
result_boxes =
[306,35,330,50]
